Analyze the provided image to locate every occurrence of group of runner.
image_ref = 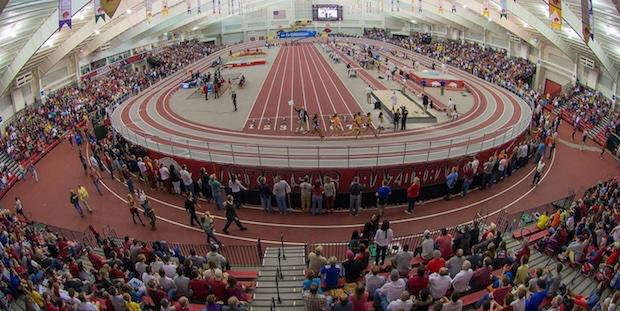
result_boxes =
[293,106,385,139]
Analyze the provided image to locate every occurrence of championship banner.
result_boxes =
[482,0,490,17]
[94,0,105,22]
[186,0,192,13]
[549,0,561,30]
[391,0,394,11]
[581,0,594,44]
[162,0,169,16]
[499,0,507,19]
[197,0,202,13]
[213,0,216,13]
[102,0,121,18]
[145,0,153,21]
[438,0,444,13]
[397,0,400,11]
[450,0,456,12]
[58,0,72,29]
[418,0,422,12]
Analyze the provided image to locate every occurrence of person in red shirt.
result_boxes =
[427,250,446,274]
[462,162,475,197]
[435,228,454,259]
[86,248,104,271]
[203,84,209,101]
[406,177,420,214]
[209,270,228,302]
[188,271,209,302]
[407,265,429,296]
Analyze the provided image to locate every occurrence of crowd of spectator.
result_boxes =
[301,178,620,311]
[551,84,620,135]
[0,207,251,310]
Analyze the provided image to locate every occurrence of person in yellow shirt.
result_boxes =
[124,293,141,311]
[514,255,530,285]
[536,211,549,230]
[77,185,93,213]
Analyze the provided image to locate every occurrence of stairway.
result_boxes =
[587,115,611,145]
[251,246,306,311]
[0,151,25,179]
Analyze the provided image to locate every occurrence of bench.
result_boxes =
[512,223,542,239]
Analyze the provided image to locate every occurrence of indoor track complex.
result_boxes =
[0,0,619,310]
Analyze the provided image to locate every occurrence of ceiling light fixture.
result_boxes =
[94,30,100,35]
[192,26,199,31]
[126,9,132,14]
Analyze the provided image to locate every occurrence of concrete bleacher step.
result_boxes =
[258,265,306,272]
[253,292,303,300]
[253,287,303,294]
[251,298,304,307]
[254,246,307,310]
[262,257,305,267]
[259,269,305,277]
[256,278,303,288]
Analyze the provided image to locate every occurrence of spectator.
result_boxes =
[429,267,452,299]
[393,244,413,276]
[374,269,406,311]
[320,256,343,290]
[304,283,327,311]
[451,260,473,293]
[406,265,428,297]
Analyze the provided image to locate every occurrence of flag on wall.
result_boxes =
[102,0,121,18]
[197,0,202,13]
[145,0,153,21]
[451,0,456,12]
[59,0,72,29]
[94,0,105,22]
[186,0,192,13]
[549,0,562,30]
[438,0,444,13]
[273,9,287,19]
[581,0,594,44]
[482,0,490,17]
[499,0,507,18]
[162,0,169,16]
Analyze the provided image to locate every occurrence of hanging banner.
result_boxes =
[397,0,400,11]
[94,0,105,22]
[418,0,422,12]
[549,0,562,30]
[197,0,202,13]
[145,0,153,21]
[581,0,594,44]
[187,0,192,13]
[162,0,170,16]
[102,0,121,18]
[438,0,444,13]
[59,0,72,29]
[451,0,456,12]
[499,0,507,18]
[391,0,394,11]
[482,0,490,17]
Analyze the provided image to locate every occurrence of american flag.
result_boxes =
[272,9,286,19]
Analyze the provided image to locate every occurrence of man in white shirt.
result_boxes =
[137,158,147,183]
[451,261,473,293]
[180,165,194,195]
[531,159,545,186]
[157,269,177,296]
[387,291,414,311]
[446,249,466,278]
[366,85,374,105]
[471,156,480,174]
[421,230,434,260]
[374,270,406,311]
[390,91,398,110]
[429,268,452,299]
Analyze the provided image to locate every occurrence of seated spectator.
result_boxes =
[333,293,353,311]
[451,260,473,293]
[467,245,482,270]
[524,279,547,311]
[469,257,493,290]
[427,250,446,274]
[429,267,452,299]
[222,296,247,311]
[205,294,222,311]
[435,228,454,259]
[374,270,406,311]
[303,270,322,294]
[406,265,428,297]
[343,250,364,283]
[440,292,463,311]
[475,276,512,308]
[421,230,434,261]
[387,291,413,311]
[209,269,227,302]
[350,284,368,311]
[412,288,433,311]
[365,266,386,298]
[206,245,227,269]
[225,276,246,302]
[308,246,328,275]
[304,283,328,311]
[321,256,343,290]
[188,270,209,302]
[446,249,465,278]
[393,244,413,277]
[510,286,527,311]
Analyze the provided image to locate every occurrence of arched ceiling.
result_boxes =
[0,0,618,96]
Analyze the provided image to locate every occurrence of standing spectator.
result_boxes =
[228,175,247,209]
[406,266,428,297]
[421,230,435,261]
[300,175,312,213]
[127,193,145,226]
[374,220,394,266]
[170,165,181,194]
[451,260,473,293]
[311,180,324,216]
[184,192,201,227]
[531,159,545,186]
[462,162,474,197]
[445,167,458,200]
[393,244,413,277]
[222,195,247,234]
[258,177,272,213]
[77,185,93,213]
[446,249,466,278]
[376,180,391,216]
[201,213,222,247]
[273,176,291,214]
[374,270,406,311]
[70,189,84,218]
[231,90,237,111]
[180,165,194,195]
[324,176,336,213]
[406,177,420,214]
[308,246,328,275]
[435,228,454,259]
[210,174,224,210]
[342,251,364,283]
[349,176,363,216]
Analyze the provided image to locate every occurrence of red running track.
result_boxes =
[244,44,364,133]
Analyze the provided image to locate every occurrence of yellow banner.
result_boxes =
[549,0,562,30]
